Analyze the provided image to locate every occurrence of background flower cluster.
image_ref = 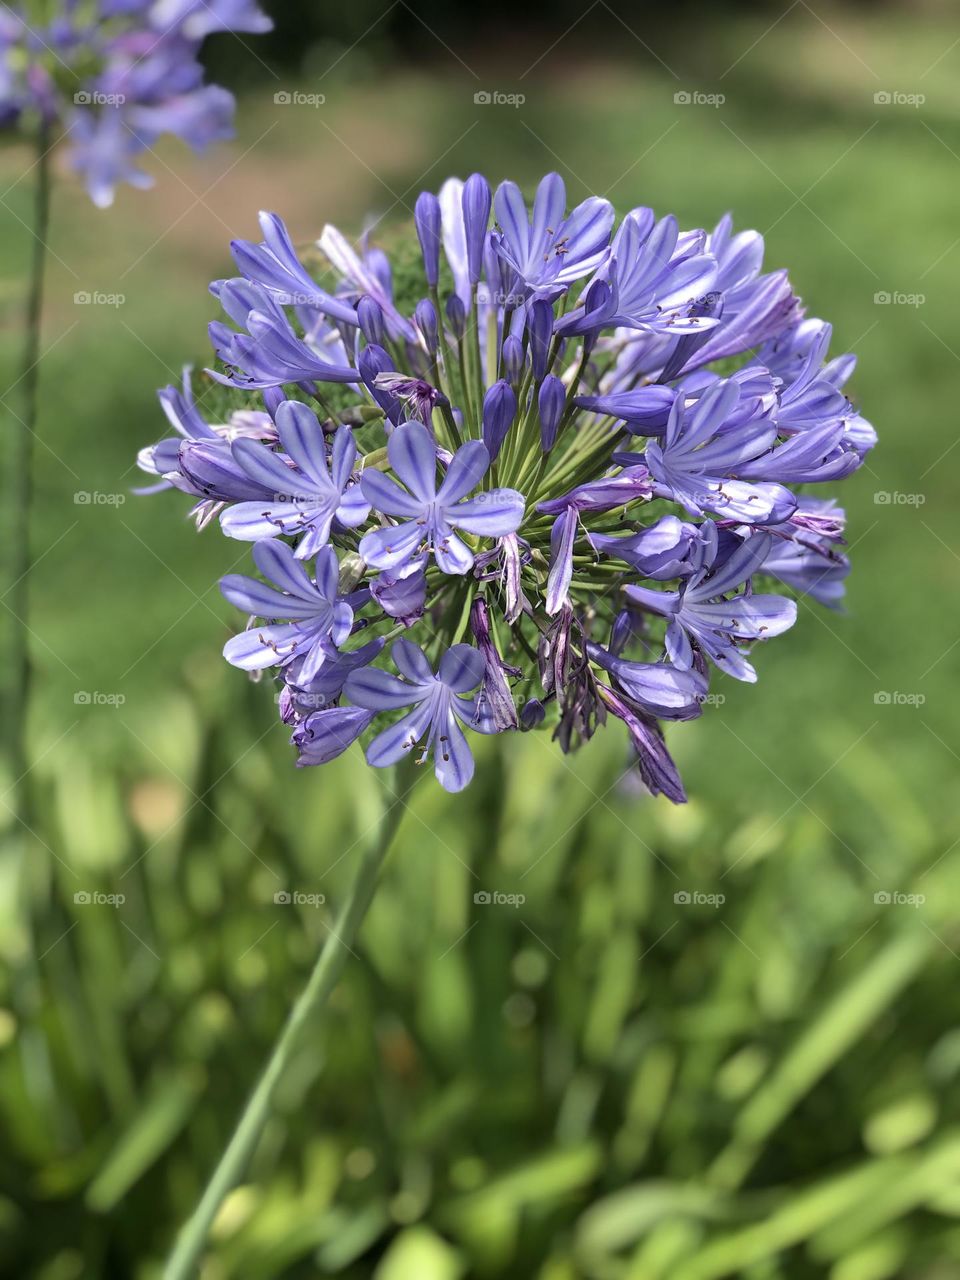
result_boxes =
[0,0,271,206]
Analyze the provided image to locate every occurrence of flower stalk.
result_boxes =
[6,120,50,812]
[163,754,421,1280]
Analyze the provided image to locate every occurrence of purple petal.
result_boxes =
[438,644,485,693]
[433,709,474,792]
[450,488,526,537]
[437,440,490,507]
[392,638,435,685]
[294,706,373,767]
[388,421,438,501]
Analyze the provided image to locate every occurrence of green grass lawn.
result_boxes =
[1,6,960,1277]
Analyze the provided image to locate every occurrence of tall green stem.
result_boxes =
[163,757,421,1280]
[7,121,51,813]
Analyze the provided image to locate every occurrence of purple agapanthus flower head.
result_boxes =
[136,174,873,798]
[1,0,271,206]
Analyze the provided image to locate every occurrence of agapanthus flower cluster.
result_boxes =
[136,173,874,799]
[1,0,271,206]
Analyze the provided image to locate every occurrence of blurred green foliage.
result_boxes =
[2,5,960,1277]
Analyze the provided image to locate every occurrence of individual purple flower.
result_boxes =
[372,373,442,426]
[588,515,701,579]
[283,638,385,717]
[359,422,525,575]
[230,213,359,325]
[624,527,797,682]
[559,209,718,339]
[640,378,797,524]
[345,640,488,792]
[292,706,374,767]
[492,173,614,300]
[318,223,416,343]
[219,402,370,557]
[208,290,358,390]
[369,557,428,624]
[220,542,360,683]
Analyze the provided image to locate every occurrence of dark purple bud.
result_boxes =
[520,699,545,731]
[359,344,402,424]
[527,299,554,381]
[357,295,385,346]
[415,298,438,354]
[481,379,517,461]
[538,374,565,452]
[462,173,492,287]
[446,294,466,340]
[262,386,284,419]
[501,334,524,385]
[414,190,441,287]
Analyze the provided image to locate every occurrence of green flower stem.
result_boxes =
[7,121,51,815]
[163,756,421,1280]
